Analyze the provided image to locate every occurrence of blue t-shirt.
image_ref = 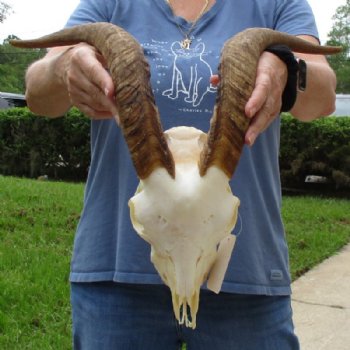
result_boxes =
[67,0,318,295]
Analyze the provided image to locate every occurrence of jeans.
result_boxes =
[71,282,300,350]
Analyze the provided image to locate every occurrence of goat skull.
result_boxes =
[129,127,239,328]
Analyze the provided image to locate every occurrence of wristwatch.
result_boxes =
[265,45,308,111]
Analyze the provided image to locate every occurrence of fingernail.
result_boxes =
[247,107,256,119]
[247,132,256,146]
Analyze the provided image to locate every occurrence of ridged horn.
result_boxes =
[10,23,175,180]
[199,28,342,178]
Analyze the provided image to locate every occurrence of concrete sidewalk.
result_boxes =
[292,243,350,350]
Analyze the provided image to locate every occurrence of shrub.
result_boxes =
[280,114,350,191]
[0,108,90,181]
[0,109,349,190]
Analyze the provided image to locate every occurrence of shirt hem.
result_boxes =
[69,271,291,296]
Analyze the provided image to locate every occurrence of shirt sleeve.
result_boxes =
[273,0,319,40]
[65,0,115,27]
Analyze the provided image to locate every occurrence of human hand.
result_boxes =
[61,43,117,119]
[210,51,287,146]
[244,51,287,145]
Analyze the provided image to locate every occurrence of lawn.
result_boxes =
[0,175,349,349]
[0,176,82,349]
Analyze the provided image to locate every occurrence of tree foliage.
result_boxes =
[0,36,46,93]
[326,0,350,93]
[0,2,45,93]
[0,1,45,93]
[0,1,11,23]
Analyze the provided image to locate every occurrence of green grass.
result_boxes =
[282,196,350,279]
[0,175,349,349]
[0,176,83,349]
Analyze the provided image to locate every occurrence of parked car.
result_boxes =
[333,94,350,116]
[0,92,27,109]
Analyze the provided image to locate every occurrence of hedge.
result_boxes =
[280,113,350,191]
[0,108,90,181]
[0,108,349,191]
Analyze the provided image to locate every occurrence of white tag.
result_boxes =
[207,235,236,294]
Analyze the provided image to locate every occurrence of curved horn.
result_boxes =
[199,28,342,178]
[10,23,175,180]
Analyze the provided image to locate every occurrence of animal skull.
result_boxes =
[129,127,239,328]
[10,23,342,329]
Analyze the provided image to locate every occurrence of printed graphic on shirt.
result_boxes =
[162,41,217,107]
[142,38,217,110]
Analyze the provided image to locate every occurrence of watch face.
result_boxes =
[298,59,307,91]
